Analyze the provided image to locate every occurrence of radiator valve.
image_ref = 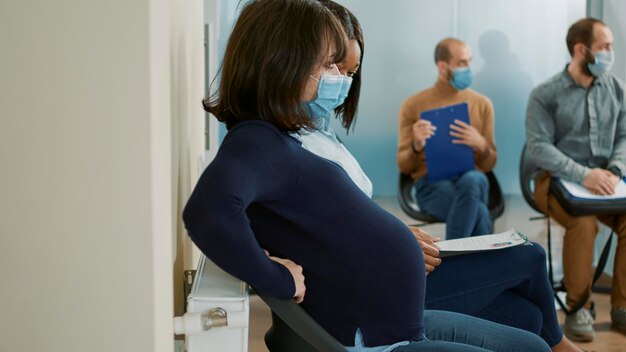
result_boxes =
[174,308,228,335]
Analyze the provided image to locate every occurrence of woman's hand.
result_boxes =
[408,226,442,274]
[267,252,306,303]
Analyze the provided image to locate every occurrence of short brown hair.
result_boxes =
[203,0,348,132]
[434,38,464,63]
[566,18,606,56]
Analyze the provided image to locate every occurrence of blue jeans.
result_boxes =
[345,309,550,352]
[415,170,490,239]
[269,309,550,352]
[390,310,550,351]
[425,244,563,347]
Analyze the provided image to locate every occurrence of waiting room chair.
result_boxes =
[397,171,505,226]
[519,143,612,315]
[255,289,346,352]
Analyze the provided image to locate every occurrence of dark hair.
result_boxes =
[435,39,452,63]
[319,0,364,131]
[566,18,606,56]
[203,0,348,132]
[434,37,463,63]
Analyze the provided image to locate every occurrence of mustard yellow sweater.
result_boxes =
[397,80,497,181]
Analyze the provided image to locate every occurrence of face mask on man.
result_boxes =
[306,71,353,130]
[448,65,473,91]
[586,48,614,77]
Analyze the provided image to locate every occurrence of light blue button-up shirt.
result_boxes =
[526,66,626,183]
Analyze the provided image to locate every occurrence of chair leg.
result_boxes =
[590,232,614,294]
[546,216,554,287]
[592,283,612,294]
[545,217,569,312]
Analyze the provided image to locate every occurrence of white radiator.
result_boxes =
[175,255,250,352]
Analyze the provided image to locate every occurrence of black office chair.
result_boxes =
[519,143,612,315]
[255,289,346,352]
[397,171,505,226]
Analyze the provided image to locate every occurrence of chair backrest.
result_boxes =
[486,171,505,220]
[255,289,346,352]
[518,143,545,214]
[398,171,505,223]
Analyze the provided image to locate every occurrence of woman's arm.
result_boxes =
[183,123,300,299]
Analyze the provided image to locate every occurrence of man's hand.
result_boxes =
[412,120,436,152]
[449,119,487,153]
[583,168,620,195]
[267,252,306,303]
[408,226,442,274]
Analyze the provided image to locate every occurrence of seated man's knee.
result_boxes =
[565,215,598,236]
[456,170,488,195]
[475,205,492,234]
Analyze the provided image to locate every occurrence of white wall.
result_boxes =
[171,0,206,317]
[0,0,203,351]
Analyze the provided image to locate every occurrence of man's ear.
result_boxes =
[573,43,587,59]
[436,60,447,76]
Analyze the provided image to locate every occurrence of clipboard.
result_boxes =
[550,177,626,216]
[420,102,475,181]
[436,229,531,258]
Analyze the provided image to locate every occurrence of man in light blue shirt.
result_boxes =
[525,17,626,342]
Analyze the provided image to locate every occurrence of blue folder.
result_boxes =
[420,102,475,181]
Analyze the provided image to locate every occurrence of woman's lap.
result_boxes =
[415,310,551,352]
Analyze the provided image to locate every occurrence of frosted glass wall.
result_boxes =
[604,0,626,82]
[334,0,586,196]
[597,0,626,279]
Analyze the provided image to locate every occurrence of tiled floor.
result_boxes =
[244,195,625,351]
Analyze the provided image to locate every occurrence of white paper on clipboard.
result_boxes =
[437,229,530,257]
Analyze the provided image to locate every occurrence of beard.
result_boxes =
[580,51,594,76]
[445,66,453,81]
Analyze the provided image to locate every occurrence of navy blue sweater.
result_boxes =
[183,121,426,347]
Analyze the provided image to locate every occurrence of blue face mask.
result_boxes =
[587,49,614,77]
[449,66,473,91]
[338,75,353,105]
[306,74,353,130]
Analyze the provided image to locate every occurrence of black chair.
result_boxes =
[255,289,346,352]
[518,144,567,310]
[519,143,612,315]
[397,171,505,226]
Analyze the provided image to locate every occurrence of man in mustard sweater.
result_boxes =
[397,38,497,239]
